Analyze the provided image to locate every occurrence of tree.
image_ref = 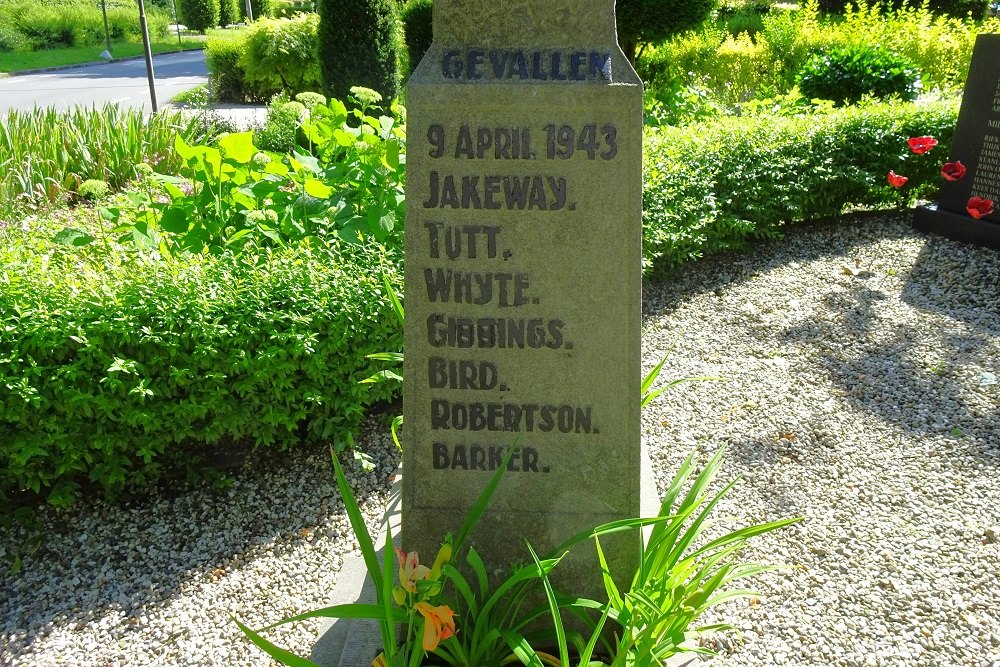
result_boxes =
[400,0,433,74]
[178,0,221,32]
[218,0,239,26]
[616,0,716,64]
[317,0,399,103]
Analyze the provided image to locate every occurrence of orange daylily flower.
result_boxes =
[414,601,456,651]
[395,547,430,593]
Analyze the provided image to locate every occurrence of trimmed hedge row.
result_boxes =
[0,243,402,507]
[0,99,961,508]
[642,100,959,272]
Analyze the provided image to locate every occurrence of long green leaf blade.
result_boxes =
[232,616,323,667]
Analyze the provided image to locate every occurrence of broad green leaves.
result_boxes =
[58,95,407,258]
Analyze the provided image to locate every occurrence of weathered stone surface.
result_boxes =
[402,0,643,596]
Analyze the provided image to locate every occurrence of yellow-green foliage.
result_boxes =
[0,0,169,50]
[641,100,959,272]
[641,0,1000,109]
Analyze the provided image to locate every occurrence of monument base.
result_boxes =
[330,446,698,667]
[912,203,1000,250]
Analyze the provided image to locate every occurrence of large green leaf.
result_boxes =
[218,131,257,164]
[52,227,94,247]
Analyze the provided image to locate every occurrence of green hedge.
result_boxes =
[0,242,402,507]
[0,0,170,49]
[400,0,433,74]
[641,100,959,272]
[207,16,321,102]
[205,30,264,102]
[178,0,220,32]
[317,0,399,104]
[240,13,322,98]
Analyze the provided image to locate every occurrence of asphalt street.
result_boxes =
[0,50,208,115]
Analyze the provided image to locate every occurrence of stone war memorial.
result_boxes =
[914,32,1000,249]
[402,0,644,593]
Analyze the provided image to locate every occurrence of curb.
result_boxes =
[2,47,204,78]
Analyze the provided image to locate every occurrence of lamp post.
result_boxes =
[170,0,183,46]
[137,0,158,112]
[99,0,113,60]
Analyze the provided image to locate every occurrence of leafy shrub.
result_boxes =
[273,0,315,17]
[178,0,220,32]
[639,0,998,112]
[206,31,266,102]
[641,100,958,273]
[240,13,322,98]
[0,0,170,46]
[239,0,274,20]
[717,3,769,37]
[797,45,921,105]
[317,0,399,104]
[617,0,718,63]
[77,179,110,201]
[400,0,433,74]
[0,238,403,508]
[819,0,989,18]
[0,23,28,51]
[90,97,405,256]
[256,96,309,152]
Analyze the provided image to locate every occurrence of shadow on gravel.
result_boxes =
[0,430,399,661]
[642,212,999,458]
[781,241,999,453]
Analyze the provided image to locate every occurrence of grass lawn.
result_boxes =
[0,38,206,74]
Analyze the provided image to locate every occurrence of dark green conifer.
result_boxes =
[317,0,399,103]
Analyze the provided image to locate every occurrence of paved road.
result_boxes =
[0,50,207,115]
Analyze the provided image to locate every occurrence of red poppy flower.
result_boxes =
[887,171,908,188]
[966,197,994,219]
[907,136,938,154]
[940,161,967,181]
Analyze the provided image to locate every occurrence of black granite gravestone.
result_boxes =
[913,33,1000,249]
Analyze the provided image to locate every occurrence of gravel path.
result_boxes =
[2,212,999,666]
[641,213,999,667]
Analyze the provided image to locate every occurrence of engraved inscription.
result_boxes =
[971,133,1000,201]
[441,49,612,82]
[432,443,550,473]
[415,105,626,478]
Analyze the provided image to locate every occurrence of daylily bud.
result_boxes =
[429,542,453,580]
[392,585,407,606]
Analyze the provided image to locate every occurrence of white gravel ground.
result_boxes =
[2,212,999,666]
[641,213,999,667]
